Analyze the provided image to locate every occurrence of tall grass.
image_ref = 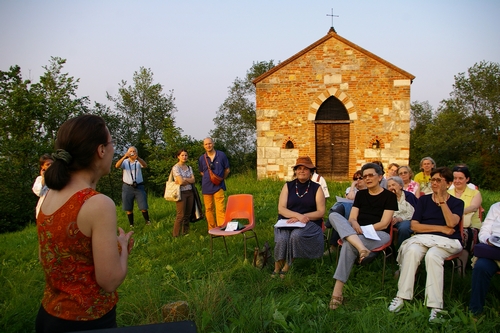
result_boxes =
[1,171,500,332]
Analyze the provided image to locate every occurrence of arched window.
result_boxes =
[316,96,349,120]
[285,140,294,149]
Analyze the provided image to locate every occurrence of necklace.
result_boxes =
[295,180,310,198]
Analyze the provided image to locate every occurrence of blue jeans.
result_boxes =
[469,257,499,314]
[394,220,412,249]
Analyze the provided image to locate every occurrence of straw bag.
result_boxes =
[164,170,181,202]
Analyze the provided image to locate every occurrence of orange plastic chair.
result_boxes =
[208,194,259,260]
[336,225,394,286]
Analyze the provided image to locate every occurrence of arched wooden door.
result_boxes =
[315,96,350,179]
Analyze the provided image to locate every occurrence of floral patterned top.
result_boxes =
[404,180,420,196]
[37,188,118,320]
[172,164,193,191]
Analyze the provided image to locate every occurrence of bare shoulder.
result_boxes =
[78,194,117,236]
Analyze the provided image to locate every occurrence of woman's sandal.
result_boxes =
[329,295,343,310]
[359,249,377,266]
[279,270,288,279]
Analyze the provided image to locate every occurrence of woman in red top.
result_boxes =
[36,115,134,333]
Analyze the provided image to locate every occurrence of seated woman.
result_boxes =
[388,167,464,322]
[273,156,325,278]
[413,157,436,195]
[398,165,420,198]
[387,176,417,248]
[328,163,397,310]
[448,165,482,254]
[324,170,367,254]
[386,163,400,179]
[469,202,500,315]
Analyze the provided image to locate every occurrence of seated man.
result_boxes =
[388,167,464,322]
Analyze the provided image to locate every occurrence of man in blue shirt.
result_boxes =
[198,138,230,230]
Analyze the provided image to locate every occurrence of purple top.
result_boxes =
[411,194,464,240]
[198,150,230,195]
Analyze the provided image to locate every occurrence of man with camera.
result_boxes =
[116,146,151,228]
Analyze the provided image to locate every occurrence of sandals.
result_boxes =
[359,249,377,266]
[270,270,288,279]
[329,295,343,310]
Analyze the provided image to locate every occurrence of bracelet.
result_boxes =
[438,201,446,206]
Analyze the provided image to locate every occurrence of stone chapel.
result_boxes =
[253,27,415,180]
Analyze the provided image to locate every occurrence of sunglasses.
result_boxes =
[362,173,378,179]
[430,178,444,183]
[353,177,363,181]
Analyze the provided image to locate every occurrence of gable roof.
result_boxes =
[253,28,415,84]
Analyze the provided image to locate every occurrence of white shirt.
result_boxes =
[312,172,330,198]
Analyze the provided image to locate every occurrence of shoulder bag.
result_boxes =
[164,169,181,202]
[204,154,224,186]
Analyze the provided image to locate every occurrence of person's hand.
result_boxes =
[351,220,362,234]
[441,226,455,235]
[117,227,134,255]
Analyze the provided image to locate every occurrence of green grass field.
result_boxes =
[1,172,500,332]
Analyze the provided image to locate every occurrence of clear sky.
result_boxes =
[1,0,499,139]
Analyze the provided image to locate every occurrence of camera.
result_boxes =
[132,181,137,188]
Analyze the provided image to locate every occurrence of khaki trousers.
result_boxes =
[203,189,226,230]
[396,234,462,309]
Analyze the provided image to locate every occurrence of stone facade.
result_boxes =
[253,28,415,180]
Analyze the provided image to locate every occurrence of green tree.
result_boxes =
[0,58,92,232]
[30,57,89,142]
[409,100,434,169]
[107,67,177,155]
[410,61,500,190]
[210,60,276,172]
[0,66,41,232]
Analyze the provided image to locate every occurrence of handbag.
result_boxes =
[204,154,224,186]
[473,243,500,261]
[253,241,271,270]
[190,185,204,222]
[164,170,181,202]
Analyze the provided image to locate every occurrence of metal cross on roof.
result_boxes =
[326,8,339,32]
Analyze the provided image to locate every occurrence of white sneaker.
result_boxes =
[429,308,442,322]
[388,297,404,312]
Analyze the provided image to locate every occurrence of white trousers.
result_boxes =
[396,234,462,309]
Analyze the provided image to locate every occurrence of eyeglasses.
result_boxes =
[105,139,116,146]
[430,178,443,183]
[362,173,378,179]
[353,177,363,181]
[398,171,409,175]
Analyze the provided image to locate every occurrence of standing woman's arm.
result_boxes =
[79,194,134,293]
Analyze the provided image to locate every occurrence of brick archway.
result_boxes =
[311,88,355,179]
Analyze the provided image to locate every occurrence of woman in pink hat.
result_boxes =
[272,156,325,278]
